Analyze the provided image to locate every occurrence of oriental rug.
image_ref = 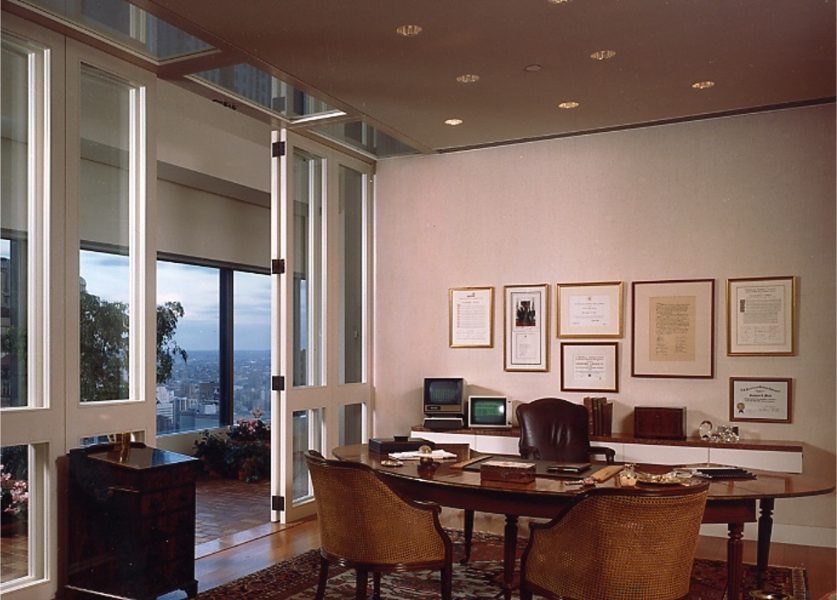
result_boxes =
[198,532,808,600]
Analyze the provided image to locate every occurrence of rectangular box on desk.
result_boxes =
[634,407,687,440]
[480,460,536,484]
[368,437,435,454]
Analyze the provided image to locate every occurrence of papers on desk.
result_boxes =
[389,450,458,460]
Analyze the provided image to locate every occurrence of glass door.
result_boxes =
[271,130,372,523]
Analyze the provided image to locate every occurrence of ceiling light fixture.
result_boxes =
[396,24,423,37]
[691,80,715,90]
[558,101,580,109]
[523,64,542,72]
[590,49,616,61]
[456,74,480,84]
[444,118,463,126]
[547,0,572,4]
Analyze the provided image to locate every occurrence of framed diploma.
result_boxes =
[560,342,618,392]
[726,276,796,356]
[557,281,623,338]
[449,286,494,348]
[729,377,792,423]
[504,284,549,372]
[631,279,715,378]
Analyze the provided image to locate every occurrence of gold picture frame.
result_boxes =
[557,281,623,338]
[448,286,494,348]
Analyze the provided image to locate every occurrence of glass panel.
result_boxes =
[79,430,144,446]
[0,444,30,584]
[292,150,324,388]
[193,64,340,120]
[339,166,364,384]
[156,261,220,434]
[1,39,30,409]
[78,64,133,402]
[22,0,214,60]
[233,271,271,421]
[338,403,364,446]
[311,120,421,158]
[292,408,321,503]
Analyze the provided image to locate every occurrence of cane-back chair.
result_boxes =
[519,483,710,600]
[305,450,453,600]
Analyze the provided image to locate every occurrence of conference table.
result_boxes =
[332,443,834,600]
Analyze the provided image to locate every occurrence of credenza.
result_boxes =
[409,427,804,473]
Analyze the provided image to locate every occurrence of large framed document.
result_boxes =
[726,276,796,356]
[449,286,494,348]
[632,279,715,378]
[504,284,549,372]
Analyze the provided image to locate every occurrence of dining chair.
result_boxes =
[462,397,615,564]
[519,483,710,600]
[304,450,453,600]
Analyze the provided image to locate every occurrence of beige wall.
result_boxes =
[374,104,836,538]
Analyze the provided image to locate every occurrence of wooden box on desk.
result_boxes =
[480,460,536,484]
[634,406,687,440]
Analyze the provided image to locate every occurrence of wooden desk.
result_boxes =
[333,444,833,600]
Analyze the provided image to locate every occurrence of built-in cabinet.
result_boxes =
[410,428,804,473]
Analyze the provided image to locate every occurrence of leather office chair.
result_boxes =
[517,397,616,463]
[305,450,453,600]
[519,483,709,600]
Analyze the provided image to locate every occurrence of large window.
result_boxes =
[156,258,269,435]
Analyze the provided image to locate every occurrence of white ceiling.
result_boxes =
[147,0,835,153]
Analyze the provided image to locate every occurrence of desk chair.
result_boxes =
[305,450,453,600]
[519,483,709,600]
[462,397,615,563]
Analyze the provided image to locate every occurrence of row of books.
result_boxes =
[583,396,613,436]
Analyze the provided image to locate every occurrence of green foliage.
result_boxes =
[193,418,271,483]
[157,301,188,385]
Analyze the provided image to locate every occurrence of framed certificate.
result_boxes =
[560,342,618,392]
[449,287,494,348]
[727,276,796,356]
[557,281,623,338]
[631,278,715,378]
[504,284,549,372]
[730,377,792,423]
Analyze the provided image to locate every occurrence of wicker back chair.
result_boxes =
[305,450,453,600]
[519,483,709,600]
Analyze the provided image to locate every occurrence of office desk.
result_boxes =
[333,444,833,600]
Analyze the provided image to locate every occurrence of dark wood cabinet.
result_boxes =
[633,406,687,440]
[66,443,198,600]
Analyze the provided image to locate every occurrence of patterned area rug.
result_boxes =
[198,532,808,599]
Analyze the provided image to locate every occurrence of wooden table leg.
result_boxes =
[727,522,744,600]
[502,514,519,600]
[462,509,474,564]
[757,498,775,581]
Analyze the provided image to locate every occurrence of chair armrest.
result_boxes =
[519,445,541,460]
[589,446,616,465]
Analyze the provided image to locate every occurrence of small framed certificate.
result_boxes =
[449,287,494,348]
[560,342,618,392]
[729,377,792,423]
[557,281,623,338]
[727,276,796,356]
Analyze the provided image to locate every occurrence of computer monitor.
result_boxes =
[423,378,465,416]
[468,396,512,428]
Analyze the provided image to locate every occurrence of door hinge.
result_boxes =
[272,141,286,157]
[271,258,286,275]
[272,495,285,512]
[271,375,285,391]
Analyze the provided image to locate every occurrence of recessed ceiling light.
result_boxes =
[558,101,580,109]
[396,24,423,37]
[456,74,480,84]
[691,80,715,90]
[523,64,542,72]
[547,0,572,4]
[590,49,616,61]
[444,118,463,126]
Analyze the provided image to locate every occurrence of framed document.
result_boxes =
[560,342,618,392]
[504,284,549,372]
[631,279,715,378]
[726,276,796,356]
[730,377,792,423]
[557,281,623,338]
[449,287,494,348]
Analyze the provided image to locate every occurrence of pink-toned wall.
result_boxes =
[374,104,835,539]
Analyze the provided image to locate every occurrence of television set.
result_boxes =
[468,396,512,428]
[423,378,465,416]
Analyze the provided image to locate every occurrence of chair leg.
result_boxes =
[315,557,329,600]
[440,565,452,600]
[519,582,533,600]
[373,571,382,600]
[462,508,474,564]
[355,568,369,600]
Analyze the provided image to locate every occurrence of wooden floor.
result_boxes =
[171,510,837,599]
